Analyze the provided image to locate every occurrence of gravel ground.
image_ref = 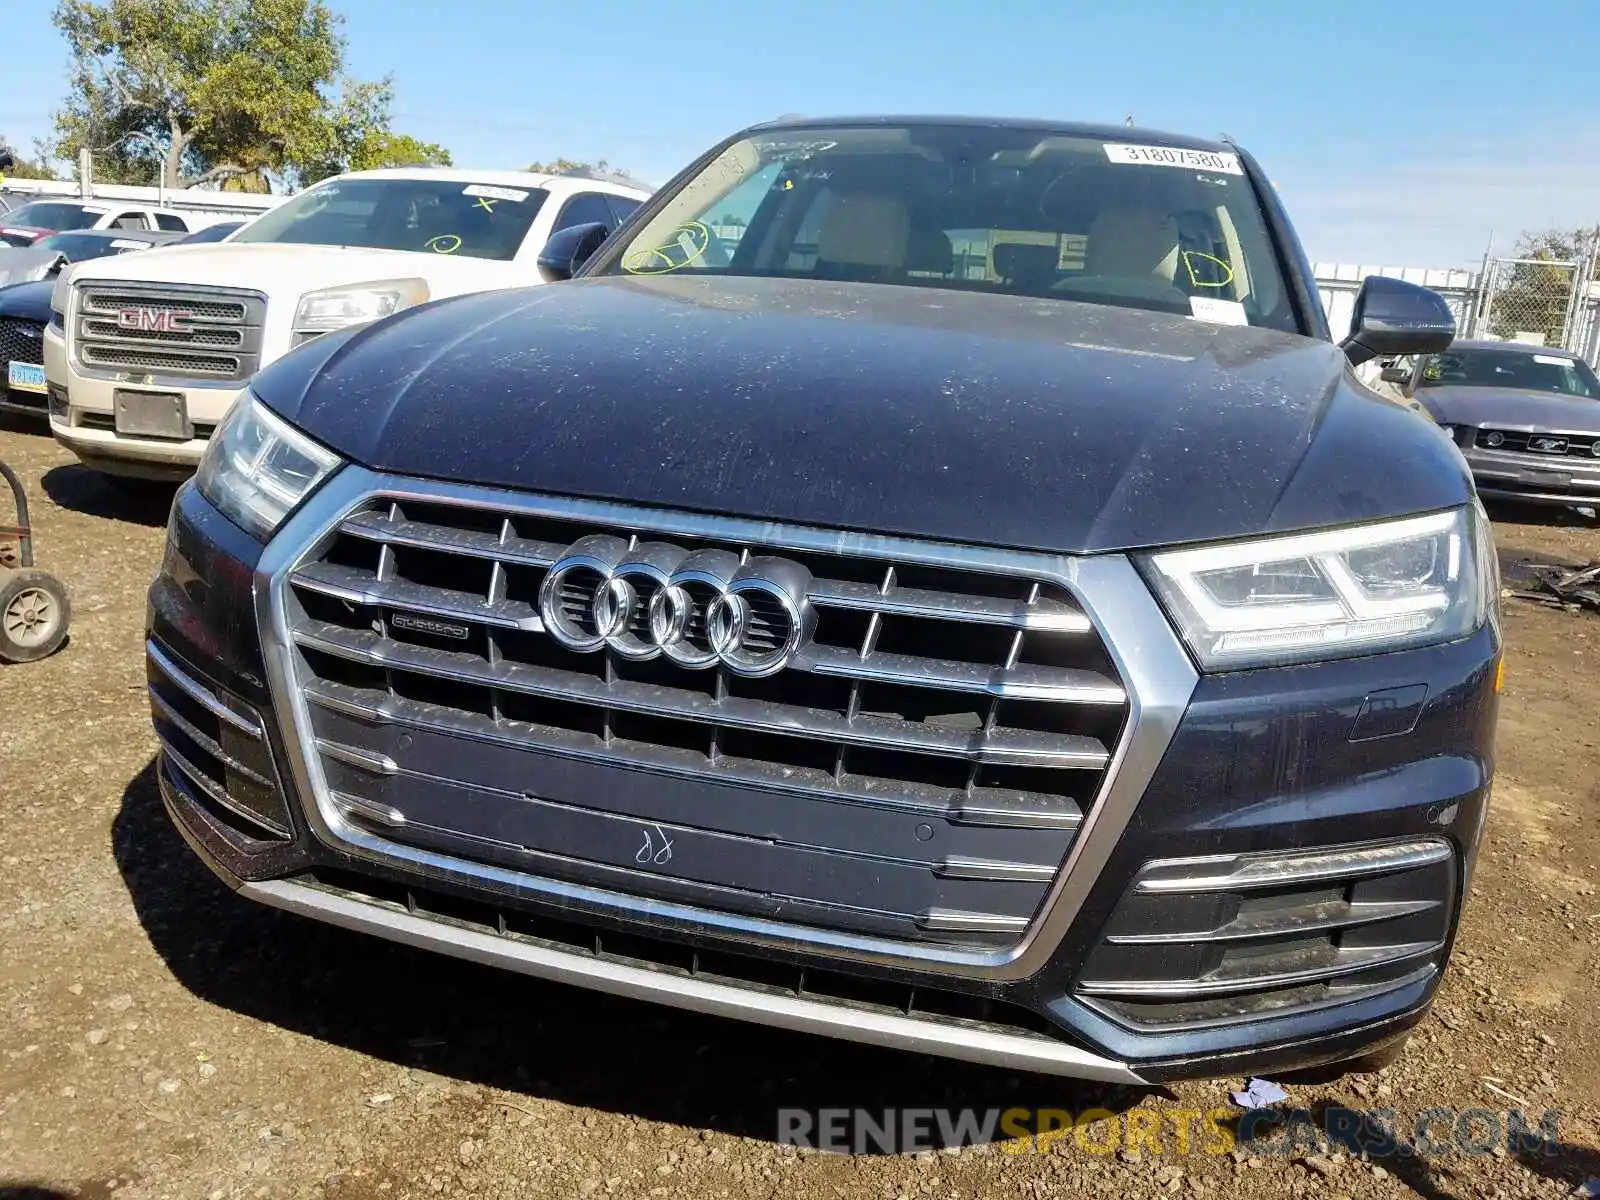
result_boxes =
[0,418,1596,1200]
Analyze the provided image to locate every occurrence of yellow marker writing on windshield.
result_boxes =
[1183,251,1235,289]
[426,234,463,254]
[475,197,498,213]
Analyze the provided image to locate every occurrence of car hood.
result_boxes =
[0,278,54,321]
[0,246,65,289]
[1417,385,1600,433]
[254,274,1472,555]
[62,241,531,299]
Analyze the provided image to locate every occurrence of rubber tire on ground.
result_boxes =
[0,567,71,663]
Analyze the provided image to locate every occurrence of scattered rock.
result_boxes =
[106,994,134,1013]
[1301,1156,1337,1178]
[85,1029,107,1046]
[367,1093,395,1107]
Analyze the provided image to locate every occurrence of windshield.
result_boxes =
[180,221,242,244]
[5,202,100,230]
[34,232,144,261]
[592,124,1297,331]
[231,178,549,260]
[1417,347,1600,399]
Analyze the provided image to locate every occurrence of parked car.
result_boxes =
[2,230,190,417]
[146,116,1496,1084]
[1407,340,1600,510]
[0,199,195,246]
[0,280,58,419]
[45,167,649,479]
[178,220,245,244]
[0,227,190,289]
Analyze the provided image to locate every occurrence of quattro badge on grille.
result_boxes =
[538,535,814,677]
[391,611,472,640]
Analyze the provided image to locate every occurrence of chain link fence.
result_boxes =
[1473,256,1580,346]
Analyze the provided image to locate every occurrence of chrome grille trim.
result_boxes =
[257,467,1199,980]
[290,617,1112,769]
[72,279,266,386]
[301,679,1086,830]
[146,638,262,735]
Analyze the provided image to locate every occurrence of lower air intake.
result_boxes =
[1077,839,1457,1030]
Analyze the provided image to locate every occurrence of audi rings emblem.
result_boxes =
[537,535,815,677]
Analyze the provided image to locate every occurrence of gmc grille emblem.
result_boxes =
[116,306,195,334]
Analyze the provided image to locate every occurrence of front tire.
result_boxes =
[0,568,71,662]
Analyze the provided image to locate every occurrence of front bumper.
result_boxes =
[146,476,1500,1082]
[1458,442,1600,508]
[43,322,239,477]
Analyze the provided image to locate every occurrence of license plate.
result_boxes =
[6,361,45,393]
[113,389,190,440]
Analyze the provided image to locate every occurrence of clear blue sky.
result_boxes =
[4,0,1598,267]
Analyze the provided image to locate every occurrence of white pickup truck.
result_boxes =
[44,167,649,478]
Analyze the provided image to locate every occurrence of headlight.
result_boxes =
[1145,507,1489,670]
[50,269,71,318]
[291,278,429,340]
[195,391,342,541]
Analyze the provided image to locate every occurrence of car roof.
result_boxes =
[1443,339,1585,360]
[328,166,649,195]
[741,114,1237,155]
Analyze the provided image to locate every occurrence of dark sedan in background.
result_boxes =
[0,225,240,417]
[1412,340,1600,512]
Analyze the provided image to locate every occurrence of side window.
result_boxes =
[110,211,149,230]
[153,213,188,232]
[551,192,618,235]
[605,194,642,228]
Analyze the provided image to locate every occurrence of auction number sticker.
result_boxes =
[463,184,529,203]
[1103,143,1242,175]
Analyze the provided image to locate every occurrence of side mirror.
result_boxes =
[1379,365,1411,384]
[1341,275,1455,367]
[537,221,610,282]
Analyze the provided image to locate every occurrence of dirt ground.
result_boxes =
[0,418,1596,1200]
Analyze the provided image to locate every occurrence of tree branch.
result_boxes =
[180,161,252,188]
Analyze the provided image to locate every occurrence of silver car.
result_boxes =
[1409,340,1600,510]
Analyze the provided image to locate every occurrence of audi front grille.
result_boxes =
[261,472,1193,973]
[73,281,266,383]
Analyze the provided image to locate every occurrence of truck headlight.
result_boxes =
[1144,507,1491,670]
[291,278,429,341]
[50,269,71,318]
[195,392,342,541]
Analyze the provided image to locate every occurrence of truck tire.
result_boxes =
[0,568,70,662]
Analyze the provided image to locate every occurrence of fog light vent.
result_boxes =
[1076,838,1455,1030]
[146,639,292,840]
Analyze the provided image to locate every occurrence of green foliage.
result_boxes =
[0,140,62,180]
[50,0,451,190]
